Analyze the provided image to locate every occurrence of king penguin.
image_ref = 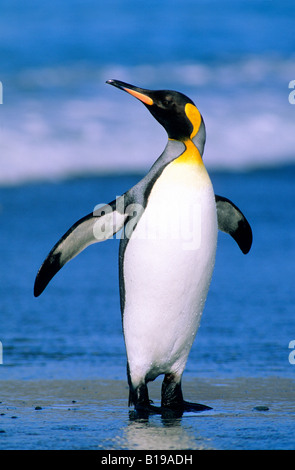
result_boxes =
[34,80,252,417]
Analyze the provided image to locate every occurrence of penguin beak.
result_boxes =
[106,79,154,106]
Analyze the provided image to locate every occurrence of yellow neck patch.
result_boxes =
[170,103,203,166]
[185,103,202,139]
[171,139,203,166]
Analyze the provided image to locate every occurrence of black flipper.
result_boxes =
[34,198,127,297]
[215,195,252,254]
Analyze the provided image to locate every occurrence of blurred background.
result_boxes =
[0,0,295,381]
[1,0,295,182]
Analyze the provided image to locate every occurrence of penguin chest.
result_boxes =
[122,161,217,380]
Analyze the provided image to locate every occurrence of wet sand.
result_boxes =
[0,377,294,450]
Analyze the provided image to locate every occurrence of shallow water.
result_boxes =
[1,0,295,184]
[0,377,294,450]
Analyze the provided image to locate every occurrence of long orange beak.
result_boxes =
[106,79,154,106]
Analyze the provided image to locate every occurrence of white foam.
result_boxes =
[1,57,295,185]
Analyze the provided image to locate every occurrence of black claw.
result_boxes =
[182,401,212,412]
[129,401,212,421]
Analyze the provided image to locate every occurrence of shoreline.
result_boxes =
[0,376,294,450]
[1,375,294,407]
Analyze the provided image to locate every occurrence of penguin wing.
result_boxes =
[34,198,127,297]
[215,195,252,254]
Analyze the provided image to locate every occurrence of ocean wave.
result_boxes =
[5,55,295,92]
[1,58,295,185]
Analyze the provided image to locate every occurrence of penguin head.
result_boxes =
[106,79,204,144]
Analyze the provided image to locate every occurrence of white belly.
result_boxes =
[122,161,217,387]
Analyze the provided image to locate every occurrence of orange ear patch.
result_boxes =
[185,103,202,139]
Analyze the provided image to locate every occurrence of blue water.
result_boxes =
[1,0,295,184]
[0,167,295,382]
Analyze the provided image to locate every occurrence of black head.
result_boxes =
[106,79,202,142]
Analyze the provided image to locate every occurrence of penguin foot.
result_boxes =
[128,374,212,420]
[160,401,212,419]
[182,400,212,412]
[128,382,162,419]
[160,373,212,417]
[129,401,212,420]
[129,402,161,420]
